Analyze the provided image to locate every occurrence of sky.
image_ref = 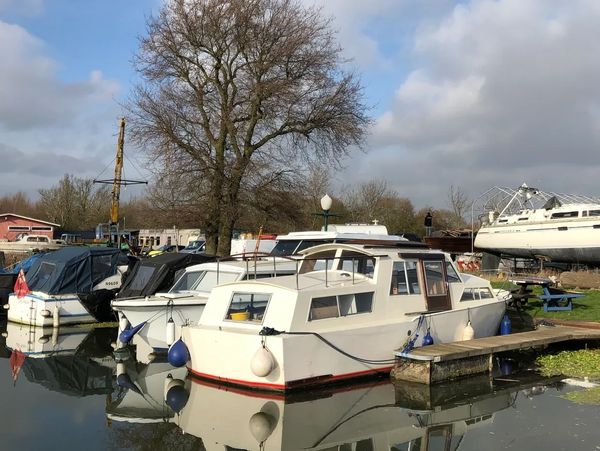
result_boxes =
[1,0,600,210]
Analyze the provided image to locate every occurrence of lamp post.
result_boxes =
[320,194,333,231]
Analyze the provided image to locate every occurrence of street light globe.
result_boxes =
[320,194,332,211]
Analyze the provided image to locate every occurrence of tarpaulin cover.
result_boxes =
[117,252,215,299]
[25,246,128,295]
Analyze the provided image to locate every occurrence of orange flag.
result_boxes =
[14,269,30,298]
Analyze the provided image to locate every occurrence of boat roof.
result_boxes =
[276,224,405,242]
[26,246,128,295]
[117,252,216,298]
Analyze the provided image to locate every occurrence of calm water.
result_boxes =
[1,319,600,451]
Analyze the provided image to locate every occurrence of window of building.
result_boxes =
[31,226,52,231]
[8,226,30,232]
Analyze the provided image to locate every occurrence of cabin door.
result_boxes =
[421,259,451,312]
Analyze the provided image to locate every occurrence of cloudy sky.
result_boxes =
[1,0,600,209]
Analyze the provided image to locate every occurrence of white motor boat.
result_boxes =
[112,224,404,352]
[180,241,506,392]
[177,376,514,451]
[112,257,298,351]
[475,183,600,265]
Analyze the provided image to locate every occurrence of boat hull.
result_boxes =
[476,220,600,264]
[183,301,506,392]
[7,292,96,326]
[114,298,206,350]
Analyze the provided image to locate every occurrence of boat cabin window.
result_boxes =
[299,250,337,273]
[91,254,114,282]
[460,287,494,301]
[308,292,373,320]
[551,211,579,219]
[241,270,296,280]
[445,261,461,282]
[27,261,56,290]
[170,270,204,291]
[129,266,157,291]
[195,270,239,292]
[583,210,600,217]
[390,261,421,295]
[226,292,271,323]
[339,251,376,278]
[423,261,447,296]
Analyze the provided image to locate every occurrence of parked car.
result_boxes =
[147,244,186,257]
[180,240,206,254]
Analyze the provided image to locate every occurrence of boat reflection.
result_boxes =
[106,359,188,424]
[176,373,551,451]
[2,322,116,395]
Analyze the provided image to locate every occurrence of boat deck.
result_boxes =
[392,325,600,384]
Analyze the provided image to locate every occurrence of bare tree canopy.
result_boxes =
[128,0,371,255]
[38,174,110,230]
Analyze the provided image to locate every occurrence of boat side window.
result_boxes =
[91,254,114,283]
[460,287,494,301]
[339,251,376,278]
[129,266,157,291]
[226,292,271,323]
[170,270,204,292]
[299,250,337,273]
[423,261,446,296]
[192,270,239,292]
[445,261,461,283]
[551,211,579,219]
[586,210,600,217]
[390,260,421,295]
[27,261,56,291]
[309,292,373,320]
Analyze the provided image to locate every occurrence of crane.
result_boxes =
[94,118,147,248]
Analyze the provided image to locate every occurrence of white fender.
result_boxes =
[250,347,275,377]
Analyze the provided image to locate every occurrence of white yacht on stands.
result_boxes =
[474,183,600,265]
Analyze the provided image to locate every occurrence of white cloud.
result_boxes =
[337,0,600,207]
[0,21,120,130]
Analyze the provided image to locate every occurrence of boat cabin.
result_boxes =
[200,243,495,331]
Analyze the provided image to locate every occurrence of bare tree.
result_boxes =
[447,185,469,225]
[128,0,370,255]
[38,174,110,230]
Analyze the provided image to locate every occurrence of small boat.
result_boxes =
[475,183,600,265]
[112,257,298,351]
[6,246,131,326]
[180,240,506,392]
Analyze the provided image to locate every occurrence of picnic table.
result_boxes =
[508,276,584,312]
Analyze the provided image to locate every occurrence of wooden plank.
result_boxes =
[395,326,600,362]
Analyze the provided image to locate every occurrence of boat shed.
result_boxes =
[0,213,60,241]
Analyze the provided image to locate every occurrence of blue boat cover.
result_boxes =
[25,246,128,295]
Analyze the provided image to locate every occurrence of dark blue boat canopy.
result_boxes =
[25,247,128,295]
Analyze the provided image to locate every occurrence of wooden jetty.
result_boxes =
[392,325,600,384]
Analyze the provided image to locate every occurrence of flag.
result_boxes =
[9,349,26,386]
[14,269,30,298]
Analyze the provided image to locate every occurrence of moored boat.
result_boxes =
[180,240,506,392]
[6,246,131,326]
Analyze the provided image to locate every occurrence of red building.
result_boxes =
[0,213,60,241]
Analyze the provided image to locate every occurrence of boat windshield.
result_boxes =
[270,240,327,256]
[169,269,239,293]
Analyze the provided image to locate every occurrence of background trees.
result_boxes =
[128,0,370,255]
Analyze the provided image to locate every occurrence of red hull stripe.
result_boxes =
[187,365,394,391]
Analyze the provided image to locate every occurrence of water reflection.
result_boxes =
[2,319,600,451]
[176,372,560,451]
